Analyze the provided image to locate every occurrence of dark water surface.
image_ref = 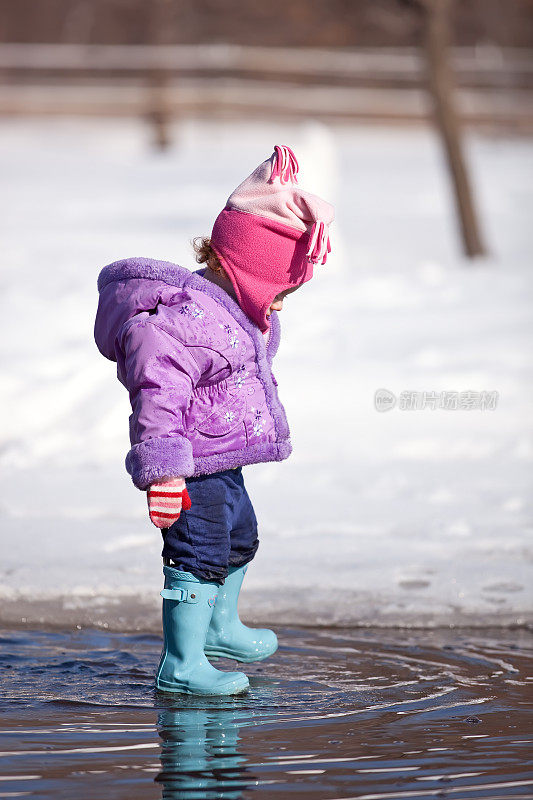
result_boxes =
[0,627,531,799]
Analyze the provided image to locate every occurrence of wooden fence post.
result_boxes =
[147,0,173,150]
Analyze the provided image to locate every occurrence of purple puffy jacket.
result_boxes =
[94,257,292,489]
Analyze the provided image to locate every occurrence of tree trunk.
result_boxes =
[421,0,487,257]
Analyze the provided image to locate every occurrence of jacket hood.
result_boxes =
[94,256,281,362]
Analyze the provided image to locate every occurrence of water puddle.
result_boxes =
[0,627,531,798]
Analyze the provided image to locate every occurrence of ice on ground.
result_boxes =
[0,117,532,629]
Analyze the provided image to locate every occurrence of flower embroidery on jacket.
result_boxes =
[251,407,264,437]
[179,302,205,320]
[233,365,248,389]
[223,410,236,423]
[220,322,239,349]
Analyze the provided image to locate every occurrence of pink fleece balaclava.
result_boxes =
[209,144,335,332]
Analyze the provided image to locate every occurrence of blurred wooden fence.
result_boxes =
[0,43,532,130]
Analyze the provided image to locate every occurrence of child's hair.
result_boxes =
[192,236,225,276]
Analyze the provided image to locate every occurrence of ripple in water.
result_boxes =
[0,627,531,799]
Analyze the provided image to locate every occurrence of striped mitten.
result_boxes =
[147,477,192,529]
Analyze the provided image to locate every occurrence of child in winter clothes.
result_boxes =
[94,144,334,695]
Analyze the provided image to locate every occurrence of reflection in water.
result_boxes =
[156,703,253,799]
[0,628,531,799]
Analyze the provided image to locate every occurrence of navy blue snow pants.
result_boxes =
[161,467,259,584]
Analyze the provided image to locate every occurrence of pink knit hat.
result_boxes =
[210,144,334,332]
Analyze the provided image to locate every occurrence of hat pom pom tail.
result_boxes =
[306,220,331,265]
[270,145,299,185]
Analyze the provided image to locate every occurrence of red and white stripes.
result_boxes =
[147,477,192,529]
[270,144,299,185]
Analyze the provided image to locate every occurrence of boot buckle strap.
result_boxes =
[160,588,199,604]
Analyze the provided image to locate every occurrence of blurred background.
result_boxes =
[1,0,532,630]
[1,0,532,133]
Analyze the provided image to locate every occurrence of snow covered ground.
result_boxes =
[0,117,531,630]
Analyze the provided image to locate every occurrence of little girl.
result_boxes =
[94,144,334,696]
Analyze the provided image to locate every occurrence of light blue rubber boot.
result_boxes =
[204,564,278,663]
[155,566,249,695]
